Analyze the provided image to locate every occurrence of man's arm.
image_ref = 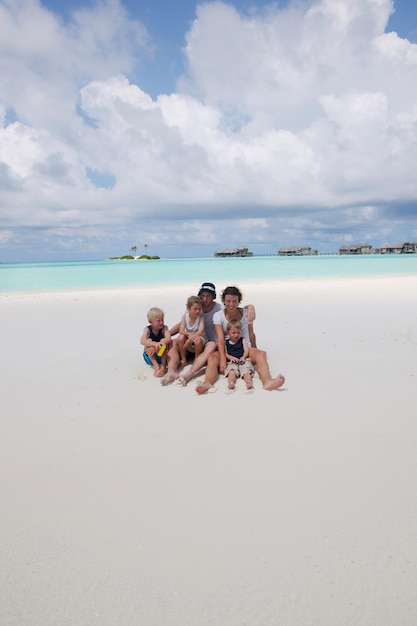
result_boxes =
[169,322,180,336]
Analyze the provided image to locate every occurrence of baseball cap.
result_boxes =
[198,282,216,298]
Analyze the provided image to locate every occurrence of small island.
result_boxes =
[110,245,160,260]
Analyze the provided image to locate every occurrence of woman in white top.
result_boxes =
[213,286,252,346]
[214,286,286,391]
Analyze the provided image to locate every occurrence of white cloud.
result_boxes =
[0,0,149,131]
[0,0,417,261]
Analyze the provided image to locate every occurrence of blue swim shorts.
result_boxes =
[143,351,162,366]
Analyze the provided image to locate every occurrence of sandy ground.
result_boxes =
[1,276,417,625]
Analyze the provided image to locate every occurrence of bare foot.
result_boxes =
[180,359,187,368]
[155,366,166,378]
[195,382,215,395]
[177,372,192,386]
[160,372,179,385]
[263,374,285,391]
[227,382,235,390]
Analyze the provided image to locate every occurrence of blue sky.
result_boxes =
[1,0,417,262]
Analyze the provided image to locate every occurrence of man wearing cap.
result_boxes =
[161,282,255,390]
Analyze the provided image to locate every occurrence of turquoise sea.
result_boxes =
[1,255,417,293]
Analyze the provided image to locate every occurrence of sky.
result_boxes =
[1,0,417,262]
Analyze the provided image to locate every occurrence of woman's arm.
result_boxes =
[243,304,257,346]
[214,322,227,373]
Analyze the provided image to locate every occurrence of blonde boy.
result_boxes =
[140,307,171,377]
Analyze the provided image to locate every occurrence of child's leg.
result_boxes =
[149,355,161,377]
[194,338,203,358]
[242,372,253,389]
[227,370,237,390]
[176,336,187,367]
[159,353,167,376]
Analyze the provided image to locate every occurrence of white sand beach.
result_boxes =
[1,276,417,625]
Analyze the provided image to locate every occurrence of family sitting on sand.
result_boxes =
[140,282,285,394]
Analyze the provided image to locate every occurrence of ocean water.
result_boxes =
[1,255,417,293]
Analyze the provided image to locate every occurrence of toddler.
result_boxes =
[224,319,254,392]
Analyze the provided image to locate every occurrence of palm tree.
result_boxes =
[131,245,137,256]
[144,243,148,255]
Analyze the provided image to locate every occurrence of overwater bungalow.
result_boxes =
[214,246,253,257]
[338,243,376,255]
[379,241,417,254]
[278,246,318,256]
